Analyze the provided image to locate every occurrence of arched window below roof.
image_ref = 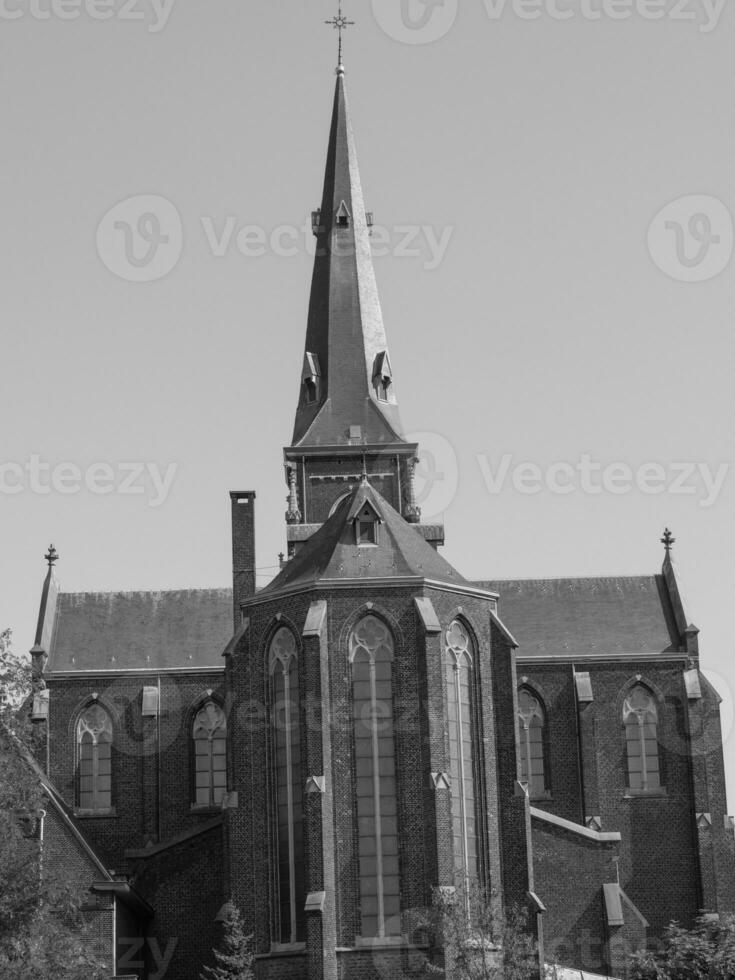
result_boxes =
[76,704,113,811]
[193,701,227,808]
[623,685,661,792]
[517,688,549,799]
[350,615,401,940]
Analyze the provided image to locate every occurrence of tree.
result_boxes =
[0,628,107,980]
[426,883,539,980]
[630,914,735,980]
[200,902,255,980]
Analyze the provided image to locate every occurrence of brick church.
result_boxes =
[25,58,735,980]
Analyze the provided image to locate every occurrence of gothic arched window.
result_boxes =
[350,615,400,940]
[445,620,479,890]
[76,704,113,811]
[270,627,305,946]
[623,685,661,792]
[193,701,227,808]
[518,688,548,799]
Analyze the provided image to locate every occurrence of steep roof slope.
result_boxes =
[46,589,232,673]
[260,479,466,595]
[477,576,681,659]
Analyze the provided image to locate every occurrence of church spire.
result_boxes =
[291,69,406,448]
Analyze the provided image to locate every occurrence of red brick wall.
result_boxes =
[532,816,619,974]
[226,584,531,979]
[44,671,225,869]
[131,823,224,980]
[519,658,731,944]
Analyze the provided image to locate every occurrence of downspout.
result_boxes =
[38,808,47,892]
[156,674,162,843]
[572,664,586,824]
[112,893,117,977]
[46,696,51,777]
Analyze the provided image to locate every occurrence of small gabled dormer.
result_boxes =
[354,501,380,547]
[335,200,351,229]
[372,351,393,403]
[301,352,321,405]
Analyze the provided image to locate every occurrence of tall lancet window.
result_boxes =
[445,621,479,890]
[193,702,227,807]
[518,689,548,798]
[623,685,661,792]
[350,615,400,940]
[270,627,305,945]
[76,704,113,811]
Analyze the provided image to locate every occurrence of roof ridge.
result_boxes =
[58,586,233,599]
[478,574,658,585]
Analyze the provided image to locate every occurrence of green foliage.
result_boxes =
[200,903,255,980]
[0,629,107,980]
[630,914,735,980]
[0,906,109,980]
[0,627,32,722]
[427,883,538,980]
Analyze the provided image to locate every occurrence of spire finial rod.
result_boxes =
[325,3,354,72]
[45,544,59,568]
[661,527,675,557]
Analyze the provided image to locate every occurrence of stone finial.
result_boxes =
[661,528,675,557]
[403,456,422,524]
[285,466,302,525]
[44,544,59,567]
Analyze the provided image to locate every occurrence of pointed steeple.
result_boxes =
[292,69,405,448]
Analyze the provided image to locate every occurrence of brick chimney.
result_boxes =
[230,491,256,630]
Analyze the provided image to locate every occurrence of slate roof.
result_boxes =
[477,576,681,660]
[46,589,233,674]
[260,480,466,596]
[291,70,406,448]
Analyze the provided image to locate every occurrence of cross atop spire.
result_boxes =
[325,3,354,71]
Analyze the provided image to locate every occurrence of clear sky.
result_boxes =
[2,1,734,797]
